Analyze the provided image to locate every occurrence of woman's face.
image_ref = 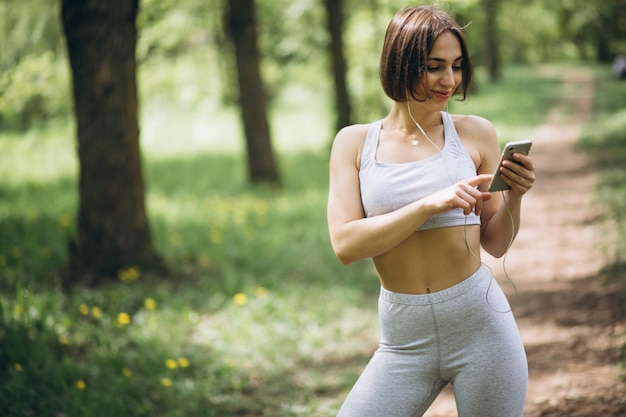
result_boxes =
[417,30,463,106]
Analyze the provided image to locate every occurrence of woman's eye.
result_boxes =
[428,65,462,72]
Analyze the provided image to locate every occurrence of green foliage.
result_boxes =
[0,0,69,130]
[0,0,65,70]
[0,52,72,130]
[2,0,624,132]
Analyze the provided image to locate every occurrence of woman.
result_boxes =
[327,5,535,417]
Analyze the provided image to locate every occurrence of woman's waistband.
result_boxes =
[379,265,491,306]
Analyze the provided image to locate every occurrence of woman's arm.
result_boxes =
[463,117,536,258]
[326,125,429,264]
[480,152,535,257]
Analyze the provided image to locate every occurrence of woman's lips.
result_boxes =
[433,91,452,99]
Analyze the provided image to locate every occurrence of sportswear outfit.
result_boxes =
[336,112,528,417]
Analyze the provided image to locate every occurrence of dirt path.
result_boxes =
[425,70,626,416]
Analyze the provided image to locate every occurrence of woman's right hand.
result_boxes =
[422,174,493,216]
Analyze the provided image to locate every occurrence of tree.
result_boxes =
[480,0,501,82]
[224,0,280,185]
[324,0,351,132]
[62,0,164,285]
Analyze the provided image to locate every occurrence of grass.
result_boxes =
[4,63,619,416]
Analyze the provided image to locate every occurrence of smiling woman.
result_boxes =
[379,7,472,104]
[327,5,536,416]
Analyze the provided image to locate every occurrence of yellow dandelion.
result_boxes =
[165,359,178,369]
[117,269,125,281]
[122,367,132,377]
[233,293,248,305]
[178,357,190,368]
[58,334,69,345]
[144,298,157,310]
[160,378,172,387]
[79,304,89,315]
[14,363,23,372]
[118,266,140,282]
[91,306,102,318]
[117,312,131,326]
[254,286,268,298]
[76,380,86,390]
[11,246,21,258]
[14,304,23,316]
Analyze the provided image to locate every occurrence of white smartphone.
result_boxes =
[488,140,532,192]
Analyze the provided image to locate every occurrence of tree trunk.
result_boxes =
[62,0,163,285]
[481,0,501,82]
[324,0,351,132]
[224,0,279,185]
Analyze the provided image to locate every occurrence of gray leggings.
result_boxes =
[337,266,528,417]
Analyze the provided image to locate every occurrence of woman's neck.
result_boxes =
[386,102,441,133]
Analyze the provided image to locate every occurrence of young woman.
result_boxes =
[327,5,535,417]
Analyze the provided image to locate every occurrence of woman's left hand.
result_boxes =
[500,152,536,196]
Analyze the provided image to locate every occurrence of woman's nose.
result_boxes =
[440,68,456,87]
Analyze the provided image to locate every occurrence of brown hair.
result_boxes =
[379,6,473,102]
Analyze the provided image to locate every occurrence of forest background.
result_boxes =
[3,0,624,135]
[1,0,626,416]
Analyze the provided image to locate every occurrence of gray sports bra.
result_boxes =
[359,111,481,231]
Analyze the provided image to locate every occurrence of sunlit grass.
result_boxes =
[0,92,376,415]
[139,88,332,158]
[0,121,77,186]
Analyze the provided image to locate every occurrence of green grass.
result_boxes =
[0,63,604,416]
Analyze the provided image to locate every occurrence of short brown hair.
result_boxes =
[380,6,473,102]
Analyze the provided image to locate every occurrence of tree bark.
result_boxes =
[224,0,279,185]
[481,0,501,82]
[62,0,163,285]
[324,0,351,132]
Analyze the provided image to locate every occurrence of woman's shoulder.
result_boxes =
[330,122,377,168]
[331,122,375,151]
[450,113,498,147]
[450,113,496,137]
[334,123,373,142]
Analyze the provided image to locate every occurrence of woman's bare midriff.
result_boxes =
[372,225,482,294]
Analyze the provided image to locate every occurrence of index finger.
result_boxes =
[467,174,493,187]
